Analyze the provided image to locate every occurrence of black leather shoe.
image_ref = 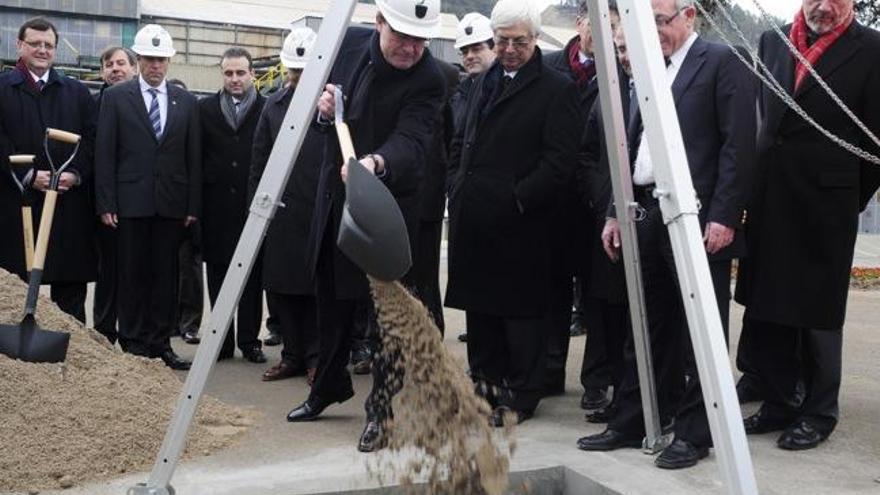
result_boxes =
[181,330,201,345]
[160,350,191,370]
[576,429,642,451]
[263,332,282,347]
[242,347,267,364]
[585,404,616,424]
[286,390,355,422]
[743,410,792,435]
[358,420,386,453]
[491,406,533,427]
[581,388,610,410]
[777,421,827,451]
[655,438,709,469]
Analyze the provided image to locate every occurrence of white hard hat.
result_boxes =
[375,0,441,40]
[454,13,493,50]
[131,24,176,58]
[280,27,317,70]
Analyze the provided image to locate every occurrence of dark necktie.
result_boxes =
[36,80,45,92]
[499,75,512,96]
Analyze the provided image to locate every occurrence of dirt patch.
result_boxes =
[0,269,256,492]
[368,279,513,494]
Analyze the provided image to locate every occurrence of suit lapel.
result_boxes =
[160,84,180,146]
[795,23,863,98]
[126,81,159,143]
[671,38,707,105]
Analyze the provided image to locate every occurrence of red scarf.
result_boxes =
[789,8,854,92]
[567,38,596,87]
[15,58,44,93]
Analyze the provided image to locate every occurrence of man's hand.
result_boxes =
[33,171,51,191]
[703,221,734,255]
[602,217,622,262]
[184,216,198,227]
[341,156,379,183]
[101,213,118,228]
[57,172,78,192]
[317,83,338,121]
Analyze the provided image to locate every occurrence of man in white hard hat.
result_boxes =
[286,0,445,455]
[451,13,495,134]
[95,24,201,370]
[252,28,322,385]
[199,47,267,364]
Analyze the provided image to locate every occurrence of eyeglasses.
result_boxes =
[654,8,686,27]
[388,25,428,46]
[494,35,533,50]
[23,40,56,51]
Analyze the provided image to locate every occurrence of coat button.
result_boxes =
[230,187,237,194]
[231,161,238,168]
[465,142,472,149]
[775,138,784,146]
[325,190,331,199]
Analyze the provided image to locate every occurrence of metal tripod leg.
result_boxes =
[614,1,758,493]
[127,1,359,493]
[587,0,668,454]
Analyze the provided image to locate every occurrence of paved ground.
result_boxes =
[853,234,880,267]
[37,237,880,495]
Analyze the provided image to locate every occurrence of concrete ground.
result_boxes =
[39,237,880,495]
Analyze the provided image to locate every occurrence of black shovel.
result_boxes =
[0,128,81,363]
[332,87,412,281]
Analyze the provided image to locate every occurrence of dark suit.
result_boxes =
[95,77,201,357]
[305,27,444,409]
[734,22,880,436]
[0,66,97,322]
[544,36,604,395]
[446,50,583,412]
[199,90,266,355]
[607,36,755,448]
[250,84,322,369]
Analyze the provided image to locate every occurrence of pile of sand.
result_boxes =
[0,269,256,492]
[368,279,514,494]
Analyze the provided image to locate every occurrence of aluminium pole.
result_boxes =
[128,0,359,493]
[615,1,757,493]
[586,0,667,453]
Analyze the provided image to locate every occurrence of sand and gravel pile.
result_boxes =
[0,269,256,493]
[368,279,514,494]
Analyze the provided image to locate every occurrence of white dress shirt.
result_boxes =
[632,32,698,186]
[139,76,169,134]
[29,70,49,87]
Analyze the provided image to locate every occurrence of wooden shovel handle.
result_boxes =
[46,128,81,144]
[9,154,36,165]
[335,122,357,162]
[32,190,58,271]
[22,206,35,272]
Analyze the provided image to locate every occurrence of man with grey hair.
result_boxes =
[446,0,583,425]
[578,0,755,470]
[736,0,880,452]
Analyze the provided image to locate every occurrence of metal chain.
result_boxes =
[694,1,880,166]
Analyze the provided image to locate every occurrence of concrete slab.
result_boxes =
[853,234,880,268]
[30,263,880,495]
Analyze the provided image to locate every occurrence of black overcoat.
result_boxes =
[199,91,266,265]
[735,23,880,330]
[249,85,322,295]
[306,27,445,299]
[0,66,97,282]
[95,78,201,220]
[445,50,584,318]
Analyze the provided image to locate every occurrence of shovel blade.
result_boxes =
[0,316,70,363]
[337,158,412,281]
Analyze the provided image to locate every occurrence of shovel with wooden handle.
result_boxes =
[333,86,412,281]
[0,128,81,363]
[8,154,36,272]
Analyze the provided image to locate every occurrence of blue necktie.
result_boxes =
[148,88,162,138]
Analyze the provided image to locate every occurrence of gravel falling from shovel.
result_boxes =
[367,279,515,494]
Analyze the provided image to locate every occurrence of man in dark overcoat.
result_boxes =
[0,18,96,322]
[735,0,880,451]
[445,0,583,425]
[250,27,321,384]
[95,24,201,370]
[199,47,267,364]
[579,0,755,470]
[285,0,445,456]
